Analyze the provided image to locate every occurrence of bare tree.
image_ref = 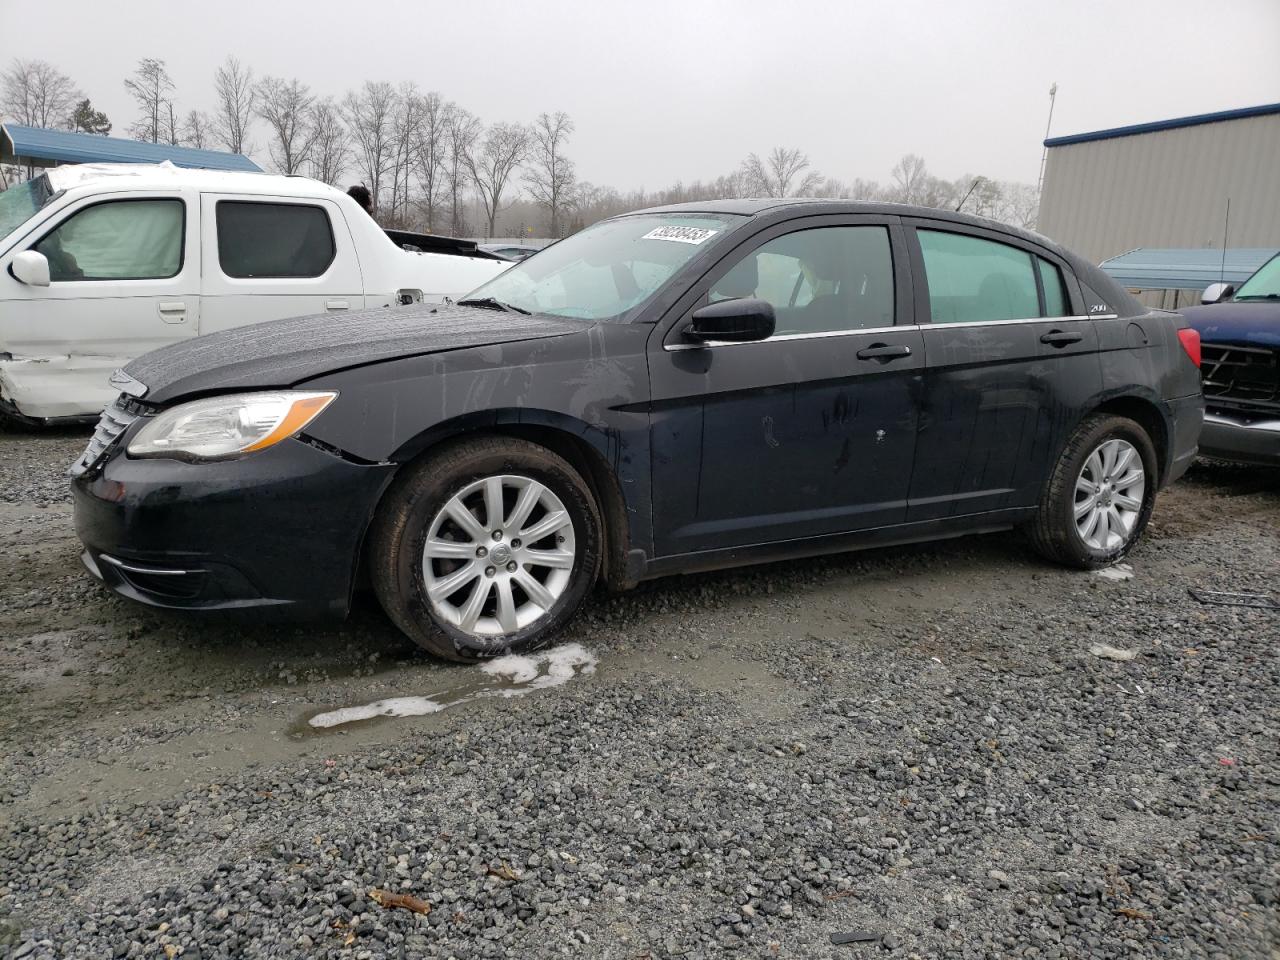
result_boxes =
[342,81,397,217]
[212,56,255,154]
[740,147,823,198]
[256,76,317,174]
[1,59,81,129]
[182,110,213,149]
[124,58,174,144]
[161,99,181,146]
[523,111,577,237]
[445,108,481,235]
[467,122,530,237]
[413,93,452,233]
[889,154,929,204]
[307,98,348,186]
[385,83,423,226]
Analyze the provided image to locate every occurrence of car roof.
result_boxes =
[628,196,1064,253]
[43,162,346,200]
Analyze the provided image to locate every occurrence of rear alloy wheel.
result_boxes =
[1027,414,1157,569]
[370,437,601,661]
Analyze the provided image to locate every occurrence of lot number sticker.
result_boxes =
[642,226,719,245]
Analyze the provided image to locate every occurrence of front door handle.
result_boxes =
[157,301,186,324]
[857,342,912,361]
[1040,330,1084,347]
[325,299,349,311]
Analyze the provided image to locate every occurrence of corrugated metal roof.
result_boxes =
[0,123,260,172]
[1045,102,1280,148]
[1099,247,1279,291]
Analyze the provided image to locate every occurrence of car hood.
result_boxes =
[124,304,588,404]
[1181,301,1280,348]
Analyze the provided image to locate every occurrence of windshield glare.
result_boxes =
[0,175,54,241]
[463,213,741,321]
[1234,254,1280,300]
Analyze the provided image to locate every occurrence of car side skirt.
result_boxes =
[637,507,1037,581]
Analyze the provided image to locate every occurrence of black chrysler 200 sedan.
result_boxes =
[72,200,1205,661]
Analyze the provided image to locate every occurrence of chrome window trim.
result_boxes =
[662,314,1118,351]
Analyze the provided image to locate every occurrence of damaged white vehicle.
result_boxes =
[0,163,510,422]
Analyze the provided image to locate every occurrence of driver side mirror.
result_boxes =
[684,297,776,344]
[1201,281,1234,305]
[11,250,51,287]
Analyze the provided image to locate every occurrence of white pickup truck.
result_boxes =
[0,163,510,422]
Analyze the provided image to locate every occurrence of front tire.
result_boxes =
[1027,414,1157,569]
[369,436,602,661]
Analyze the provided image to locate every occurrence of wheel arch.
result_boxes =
[1087,392,1171,486]
[375,408,637,591]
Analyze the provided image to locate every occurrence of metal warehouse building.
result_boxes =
[1037,102,1280,306]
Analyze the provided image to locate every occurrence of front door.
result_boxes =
[199,194,364,334]
[0,191,197,418]
[904,221,1100,521]
[649,217,923,558]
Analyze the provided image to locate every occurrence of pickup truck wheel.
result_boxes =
[1027,414,1157,569]
[369,436,602,662]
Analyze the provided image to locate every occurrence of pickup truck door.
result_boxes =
[199,194,365,334]
[0,189,199,420]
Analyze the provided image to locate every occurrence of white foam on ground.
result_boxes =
[308,643,598,729]
[1094,563,1134,581]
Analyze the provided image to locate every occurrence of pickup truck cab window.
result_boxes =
[35,198,183,281]
[708,226,895,336]
[215,200,336,279]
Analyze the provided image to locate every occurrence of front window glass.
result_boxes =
[35,199,183,281]
[217,201,336,278]
[919,229,1040,323]
[462,213,741,321]
[0,176,54,241]
[709,226,896,335]
[1234,254,1280,300]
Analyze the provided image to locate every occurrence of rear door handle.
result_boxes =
[856,343,912,361]
[325,299,349,311]
[157,301,186,324]
[1040,330,1084,347]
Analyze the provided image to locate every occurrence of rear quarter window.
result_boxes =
[216,201,335,278]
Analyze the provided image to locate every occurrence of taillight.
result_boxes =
[1177,327,1201,368]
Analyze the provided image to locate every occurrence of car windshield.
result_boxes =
[461,213,741,321]
[0,175,54,241]
[1234,253,1280,300]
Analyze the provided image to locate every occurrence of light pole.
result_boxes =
[1036,82,1058,199]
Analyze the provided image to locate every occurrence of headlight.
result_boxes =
[127,391,337,461]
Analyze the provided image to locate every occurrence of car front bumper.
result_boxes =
[1198,408,1280,466]
[72,437,397,619]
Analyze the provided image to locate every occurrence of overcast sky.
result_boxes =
[8,0,1279,190]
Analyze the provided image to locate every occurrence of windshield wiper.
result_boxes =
[456,296,530,315]
[1233,294,1280,301]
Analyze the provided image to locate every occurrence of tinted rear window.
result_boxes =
[216,201,335,278]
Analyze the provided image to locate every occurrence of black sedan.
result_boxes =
[72,200,1205,661]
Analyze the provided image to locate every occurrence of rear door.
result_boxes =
[903,220,1099,521]
[199,194,364,334]
[648,215,923,557]
[0,190,197,418]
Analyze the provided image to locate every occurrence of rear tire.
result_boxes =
[369,436,602,662]
[1026,414,1157,569]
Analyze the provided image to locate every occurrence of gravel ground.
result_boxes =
[1,424,1277,960]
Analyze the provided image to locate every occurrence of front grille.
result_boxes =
[1201,343,1280,413]
[69,395,148,476]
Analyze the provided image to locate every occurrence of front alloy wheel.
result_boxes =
[423,475,576,636]
[370,436,602,661]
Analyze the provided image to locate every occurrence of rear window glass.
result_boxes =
[216,201,335,278]
[918,229,1039,323]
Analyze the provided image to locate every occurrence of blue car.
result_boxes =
[1181,253,1280,465]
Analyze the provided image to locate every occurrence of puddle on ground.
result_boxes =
[301,643,598,731]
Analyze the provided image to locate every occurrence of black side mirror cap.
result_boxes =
[683,297,776,344]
